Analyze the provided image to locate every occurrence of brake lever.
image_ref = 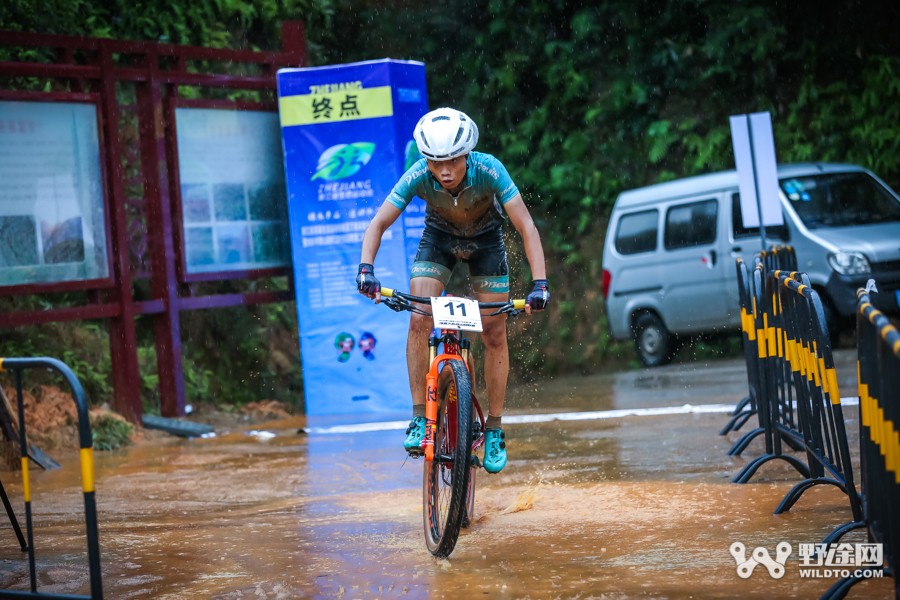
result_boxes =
[489,304,521,317]
[383,296,409,313]
[383,296,431,316]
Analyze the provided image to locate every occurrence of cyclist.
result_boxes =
[356,107,549,474]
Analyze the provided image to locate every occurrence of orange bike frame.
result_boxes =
[423,328,472,462]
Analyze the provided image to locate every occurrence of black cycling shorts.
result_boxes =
[411,225,509,294]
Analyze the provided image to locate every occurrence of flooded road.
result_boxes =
[0,350,894,598]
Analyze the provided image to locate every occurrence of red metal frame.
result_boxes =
[0,89,95,102]
[0,23,306,421]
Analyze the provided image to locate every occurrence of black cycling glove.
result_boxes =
[356,263,380,298]
[526,279,550,310]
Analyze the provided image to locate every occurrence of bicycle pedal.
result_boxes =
[470,455,482,468]
[407,448,424,458]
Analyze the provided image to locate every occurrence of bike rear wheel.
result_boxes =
[461,456,476,528]
[423,358,472,557]
[462,408,482,529]
[461,352,481,529]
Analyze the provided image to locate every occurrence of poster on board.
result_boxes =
[277,59,428,417]
[0,101,109,287]
[174,107,290,275]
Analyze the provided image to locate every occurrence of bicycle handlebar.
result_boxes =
[379,287,527,316]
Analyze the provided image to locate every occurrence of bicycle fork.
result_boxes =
[423,332,469,463]
[424,360,457,463]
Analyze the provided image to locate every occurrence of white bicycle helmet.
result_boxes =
[413,107,479,161]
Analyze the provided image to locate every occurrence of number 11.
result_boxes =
[444,301,467,317]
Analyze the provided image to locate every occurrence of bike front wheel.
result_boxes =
[423,358,472,557]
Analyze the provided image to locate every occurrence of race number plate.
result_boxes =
[430,297,483,332]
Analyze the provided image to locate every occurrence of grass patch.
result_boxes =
[91,413,134,451]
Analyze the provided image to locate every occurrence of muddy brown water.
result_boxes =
[0,350,894,599]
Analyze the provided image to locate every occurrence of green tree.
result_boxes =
[3,0,899,390]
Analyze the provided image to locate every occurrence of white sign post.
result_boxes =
[730,112,784,249]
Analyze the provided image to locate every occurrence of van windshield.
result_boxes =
[780,172,900,229]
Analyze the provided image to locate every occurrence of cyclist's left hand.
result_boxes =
[525,279,549,313]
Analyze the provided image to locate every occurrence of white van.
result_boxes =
[601,163,900,366]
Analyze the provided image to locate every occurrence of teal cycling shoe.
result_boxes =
[403,416,427,455]
[483,428,507,473]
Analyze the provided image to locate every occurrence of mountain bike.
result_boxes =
[379,286,525,558]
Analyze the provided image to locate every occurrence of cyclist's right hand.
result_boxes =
[526,279,550,311]
[356,263,381,299]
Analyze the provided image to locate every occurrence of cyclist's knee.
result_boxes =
[409,311,433,336]
[481,322,507,349]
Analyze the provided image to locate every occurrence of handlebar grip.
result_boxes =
[380,287,395,298]
[513,299,526,310]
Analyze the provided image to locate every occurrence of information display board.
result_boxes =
[174,107,290,275]
[277,59,428,416]
[0,100,109,287]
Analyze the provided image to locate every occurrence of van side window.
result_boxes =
[732,193,789,240]
[614,210,658,255]
[664,199,717,249]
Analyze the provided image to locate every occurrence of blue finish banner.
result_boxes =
[277,59,429,417]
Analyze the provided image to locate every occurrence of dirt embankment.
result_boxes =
[0,383,294,469]
[1,383,90,469]
[1,384,80,449]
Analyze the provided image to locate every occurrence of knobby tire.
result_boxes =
[461,459,476,529]
[423,358,472,557]
[461,350,479,529]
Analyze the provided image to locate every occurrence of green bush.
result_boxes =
[91,413,134,451]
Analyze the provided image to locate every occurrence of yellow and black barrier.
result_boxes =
[730,265,864,543]
[729,263,810,477]
[762,244,798,272]
[771,271,862,526]
[727,259,805,458]
[720,258,763,438]
[722,246,798,438]
[822,291,900,599]
[0,357,103,600]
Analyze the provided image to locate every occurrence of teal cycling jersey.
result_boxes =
[385,151,520,237]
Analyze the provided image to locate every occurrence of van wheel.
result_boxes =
[633,313,674,367]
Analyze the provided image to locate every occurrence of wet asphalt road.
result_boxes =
[0,349,895,599]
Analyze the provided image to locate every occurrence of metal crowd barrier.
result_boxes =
[0,357,103,600]
[762,244,798,272]
[772,271,862,534]
[729,263,863,543]
[729,262,809,477]
[721,258,763,439]
[821,291,899,599]
[722,246,798,437]
[727,260,805,455]
[719,258,759,437]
